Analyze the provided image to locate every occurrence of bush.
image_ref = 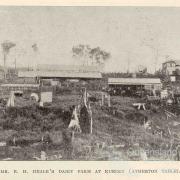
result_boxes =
[55,87,72,95]
[2,106,67,132]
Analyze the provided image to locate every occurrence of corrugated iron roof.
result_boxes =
[18,71,102,79]
[37,64,102,72]
[163,60,180,66]
[108,78,161,85]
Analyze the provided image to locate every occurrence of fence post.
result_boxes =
[101,92,104,106]
[108,94,111,107]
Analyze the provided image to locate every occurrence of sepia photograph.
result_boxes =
[0,6,179,161]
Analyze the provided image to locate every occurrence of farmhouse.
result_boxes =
[162,60,180,76]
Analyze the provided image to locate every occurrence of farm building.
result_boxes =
[18,64,102,82]
[162,59,180,76]
[0,83,39,90]
[0,83,40,98]
[18,71,102,80]
[108,77,162,96]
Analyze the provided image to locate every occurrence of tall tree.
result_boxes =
[1,40,16,80]
[32,43,39,71]
[90,47,110,65]
[32,43,38,52]
[72,44,91,65]
[72,44,110,66]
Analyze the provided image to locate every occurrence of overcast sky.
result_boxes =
[0,6,180,73]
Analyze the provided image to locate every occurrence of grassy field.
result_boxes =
[0,92,179,160]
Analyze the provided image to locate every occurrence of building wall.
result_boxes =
[144,84,162,91]
[162,61,176,75]
[109,83,161,91]
[0,71,4,79]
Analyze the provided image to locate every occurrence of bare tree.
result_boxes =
[1,40,16,80]
[139,15,162,73]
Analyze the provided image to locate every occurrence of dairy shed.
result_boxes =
[108,77,162,96]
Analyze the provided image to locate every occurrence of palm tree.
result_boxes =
[1,40,16,80]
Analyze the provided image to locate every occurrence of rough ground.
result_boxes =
[0,92,180,160]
